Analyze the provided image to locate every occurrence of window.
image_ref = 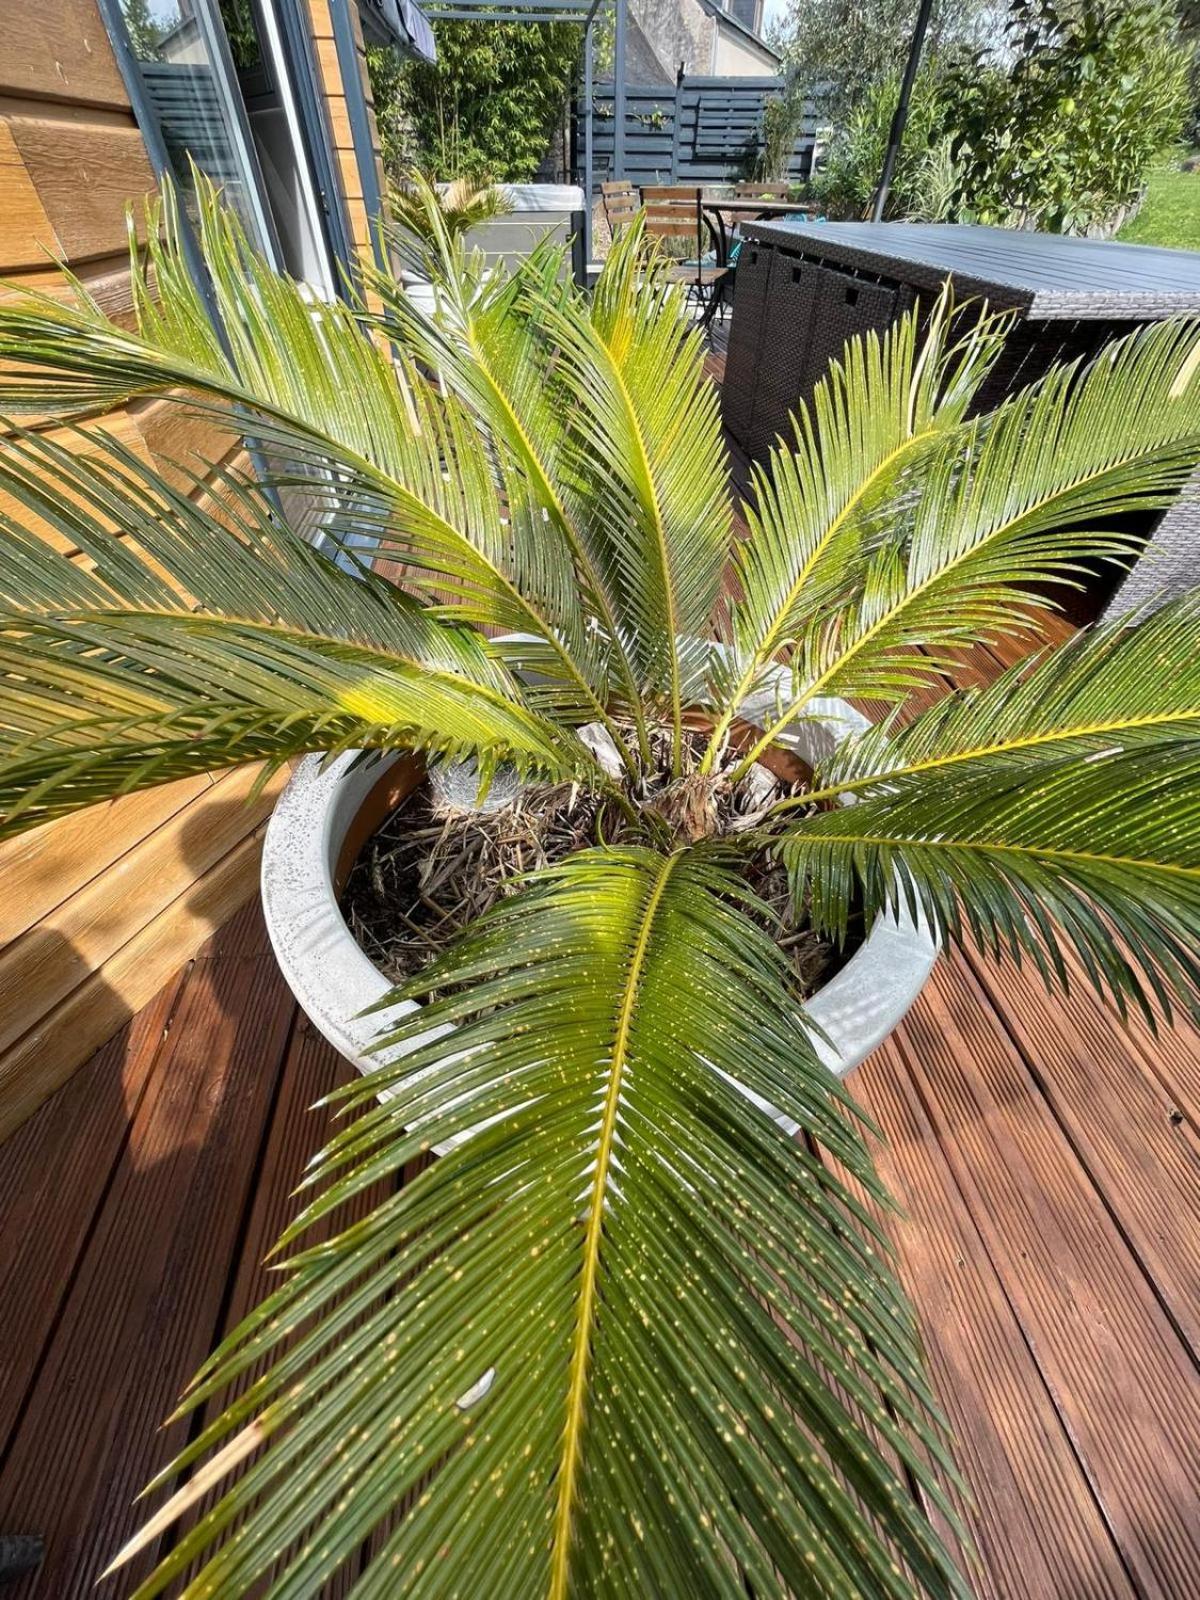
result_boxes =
[107,0,348,293]
[113,0,282,259]
[727,0,762,33]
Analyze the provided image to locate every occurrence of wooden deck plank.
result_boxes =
[1095,998,1200,1134]
[964,948,1200,1359]
[0,927,297,1599]
[0,969,188,1456]
[894,959,1200,1599]
[0,824,273,1141]
[170,1016,372,1598]
[0,766,282,1057]
[855,1036,1135,1600]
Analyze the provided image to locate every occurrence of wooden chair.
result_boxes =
[732,180,792,199]
[638,185,729,318]
[600,181,639,238]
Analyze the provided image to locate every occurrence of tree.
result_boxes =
[122,0,167,58]
[2,180,1200,1596]
[950,0,1192,231]
[770,0,1000,115]
[1169,0,1199,140]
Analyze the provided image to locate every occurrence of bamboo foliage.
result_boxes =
[0,179,1198,1597]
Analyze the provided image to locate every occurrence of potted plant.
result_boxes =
[0,182,1199,1598]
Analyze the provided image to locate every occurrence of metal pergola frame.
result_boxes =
[416,0,628,266]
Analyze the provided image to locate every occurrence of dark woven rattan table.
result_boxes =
[723,222,1200,613]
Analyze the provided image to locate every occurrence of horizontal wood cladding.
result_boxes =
[305,0,386,275]
[0,249,142,324]
[0,402,233,557]
[0,0,132,110]
[0,0,284,1138]
[0,120,62,270]
[3,115,153,267]
[132,395,241,492]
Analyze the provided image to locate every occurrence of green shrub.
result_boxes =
[368,23,580,185]
[813,65,960,221]
[949,0,1191,233]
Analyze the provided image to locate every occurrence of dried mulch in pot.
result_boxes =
[341,760,845,995]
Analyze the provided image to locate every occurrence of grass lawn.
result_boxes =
[1118,161,1200,251]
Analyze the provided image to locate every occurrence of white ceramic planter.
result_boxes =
[397,184,587,298]
[261,675,937,1125]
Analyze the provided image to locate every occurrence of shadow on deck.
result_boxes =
[2,349,1199,1598]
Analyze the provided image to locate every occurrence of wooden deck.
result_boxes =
[2,350,1200,1596]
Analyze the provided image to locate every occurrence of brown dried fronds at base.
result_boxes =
[342,747,841,994]
[343,778,628,983]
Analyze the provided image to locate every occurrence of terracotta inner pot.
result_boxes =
[334,754,425,892]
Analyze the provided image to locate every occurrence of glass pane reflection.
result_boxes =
[116,0,275,255]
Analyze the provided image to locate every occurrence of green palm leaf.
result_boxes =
[0,179,622,742]
[778,600,1200,1024]
[362,205,652,763]
[700,289,1008,771]
[107,846,965,1600]
[0,430,595,834]
[730,314,1200,778]
[805,591,1200,800]
[528,224,734,770]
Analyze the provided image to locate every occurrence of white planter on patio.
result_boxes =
[398,184,587,309]
[465,183,586,272]
[260,669,937,1125]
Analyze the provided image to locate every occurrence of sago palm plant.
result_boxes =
[1,183,1199,1599]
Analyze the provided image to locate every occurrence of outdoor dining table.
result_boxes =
[725,220,1200,450]
[700,197,815,268]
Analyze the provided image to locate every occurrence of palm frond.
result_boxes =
[362,205,652,763]
[804,592,1200,801]
[0,178,620,739]
[527,223,735,770]
[700,290,1007,771]
[389,171,512,267]
[110,847,966,1600]
[777,629,1200,1026]
[731,314,1200,778]
[0,430,596,834]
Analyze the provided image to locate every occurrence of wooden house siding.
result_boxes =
[306,0,388,272]
[0,0,288,1142]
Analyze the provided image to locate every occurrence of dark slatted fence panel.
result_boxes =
[580,76,818,191]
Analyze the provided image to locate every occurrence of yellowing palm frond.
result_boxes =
[779,596,1200,1023]
[810,593,1200,798]
[0,178,624,741]
[731,314,1200,777]
[701,289,1008,770]
[528,222,734,770]
[364,212,653,761]
[0,431,595,834]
